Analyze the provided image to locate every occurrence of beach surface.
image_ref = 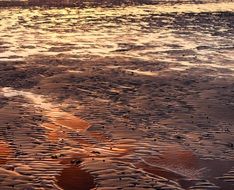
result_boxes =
[0,1,234,190]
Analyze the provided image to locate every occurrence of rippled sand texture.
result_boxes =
[0,1,234,190]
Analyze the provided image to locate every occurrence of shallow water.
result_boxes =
[0,1,233,73]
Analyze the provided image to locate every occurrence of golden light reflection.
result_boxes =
[41,114,90,142]
[55,114,89,131]
[42,123,67,142]
[0,2,234,65]
[125,69,158,76]
[0,141,11,165]
[2,88,90,142]
[141,145,200,179]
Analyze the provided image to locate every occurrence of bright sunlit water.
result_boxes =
[0,1,234,72]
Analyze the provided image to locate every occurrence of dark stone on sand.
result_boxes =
[71,159,82,165]
[227,143,234,148]
[91,151,101,154]
[51,155,58,159]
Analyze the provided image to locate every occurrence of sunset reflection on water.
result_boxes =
[0,2,233,72]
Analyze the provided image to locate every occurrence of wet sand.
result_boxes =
[0,1,234,190]
[0,55,233,190]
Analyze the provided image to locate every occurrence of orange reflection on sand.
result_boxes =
[2,87,90,140]
[42,113,90,142]
[44,107,90,132]
[55,114,89,132]
[0,141,11,165]
[155,146,198,169]
[42,123,67,142]
[88,132,109,143]
[140,145,200,180]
